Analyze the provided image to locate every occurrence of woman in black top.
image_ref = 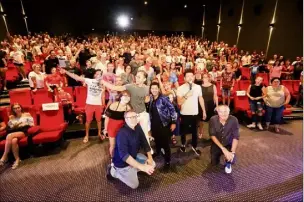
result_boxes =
[105,90,132,157]
[246,77,266,130]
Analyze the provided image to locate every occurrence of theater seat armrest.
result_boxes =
[28,126,41,135]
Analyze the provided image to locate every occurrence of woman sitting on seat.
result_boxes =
[45,67,63,93]
[0,103,34,169]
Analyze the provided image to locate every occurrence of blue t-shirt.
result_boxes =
[112,124,151,168]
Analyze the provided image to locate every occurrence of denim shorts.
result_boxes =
[222,88,231,97]
[249,100,263,113]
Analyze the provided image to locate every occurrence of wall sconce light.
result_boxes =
[238,24,242,28]
[217,24,221,27]
[24,16,27,19]
[203,5,205,7]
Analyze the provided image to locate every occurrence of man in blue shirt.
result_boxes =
[106,110,155,189]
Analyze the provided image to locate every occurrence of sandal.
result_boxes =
[0,159,7,166]
[198,133,203,139]
[83,136,89,143]
[172,137,177,145]
[275,127,280,133]
[12,160,21,170]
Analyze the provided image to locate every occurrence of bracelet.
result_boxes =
[183,96,188,99]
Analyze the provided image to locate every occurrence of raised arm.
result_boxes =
[101,80,126,92]
[60,68,85,82]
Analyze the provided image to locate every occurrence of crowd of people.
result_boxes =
[0,33,302,188]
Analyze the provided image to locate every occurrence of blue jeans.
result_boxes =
[265,105,284,124]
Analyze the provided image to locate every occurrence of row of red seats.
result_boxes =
[3,61,33,82]
[0,105,67,151]
[9,86,92,115]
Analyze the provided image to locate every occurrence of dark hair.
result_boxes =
[10,103,24,116]
[270,77,281,83]
[150,82,161,95]
[183,69,194,77]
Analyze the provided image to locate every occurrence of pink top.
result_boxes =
[270,66,282,79]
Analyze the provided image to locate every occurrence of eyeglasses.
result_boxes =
[218,111,229,114]
[125,115,139,120]
[13,107,21,110]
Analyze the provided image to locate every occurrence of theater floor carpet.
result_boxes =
[0,120,303,201]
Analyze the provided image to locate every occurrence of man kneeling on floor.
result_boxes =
[209,105,239,174]
[106,110,155,189]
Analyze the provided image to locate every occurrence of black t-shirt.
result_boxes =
[249,84,264,101]
[66,67,82,86]
[235,68,242,79]
[44,57,59,74]
[0,50,6,67]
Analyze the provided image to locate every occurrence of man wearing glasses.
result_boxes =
[209,105,239,174]
[106,110,155,189]
[101,70,153,153]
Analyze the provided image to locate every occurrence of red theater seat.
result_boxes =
[32,89,54,110]
[234,94,250,113]
[9,89,32,107]
[292,80,301,96]
[240,67,251,80]
[6,65,19,82]
[32,105,67,144]
[281,80,294,97]
[239,80,251,91]
[74,86,87,114]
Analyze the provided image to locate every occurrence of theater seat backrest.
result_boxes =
[39,105,64,130]
[32,89,54,107]
[281,80,294,95]
[293,80,301,93]
[9,89,32,106]
[240,67,251,80]
[239,80,251,91]
[0,107,9,124]
[234,95,250,112]
[74,86,87,107]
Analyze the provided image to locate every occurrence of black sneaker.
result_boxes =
[191,147,201,156]
[180,146,186,152]
[106,164,115,181]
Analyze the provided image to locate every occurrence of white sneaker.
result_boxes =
[247,123,256,128]
[257,123,263,130]
[225,162,232,174]
[21,78,28,81]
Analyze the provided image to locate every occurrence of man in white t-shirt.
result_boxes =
[177,69,206,156]
[60,68,105,143]
[10,46,27,81]
[195,54,207,72]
